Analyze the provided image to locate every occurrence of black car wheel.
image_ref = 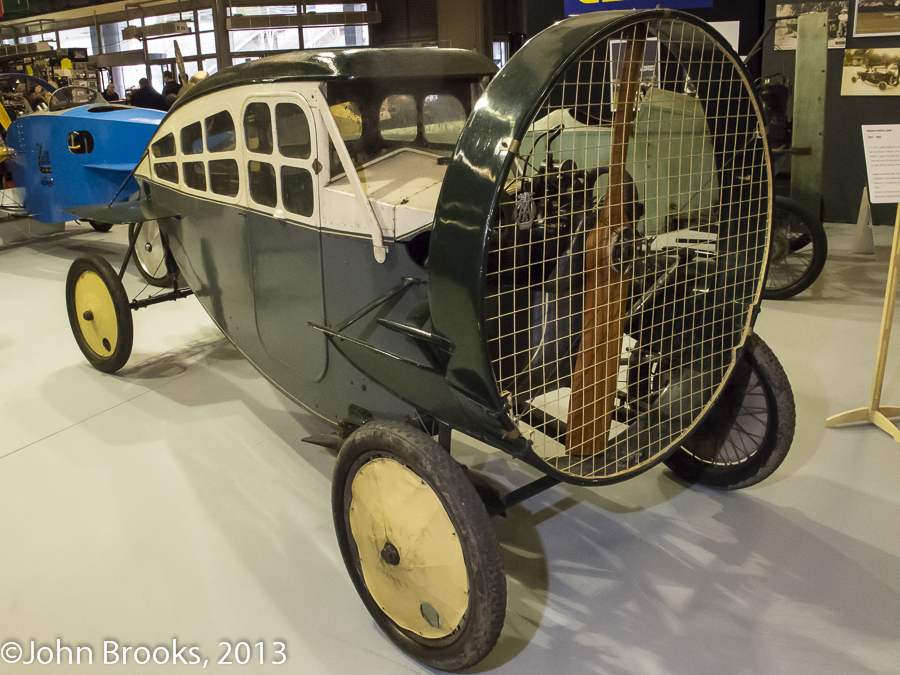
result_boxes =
[664,333,795,490]
[763,196,827,299]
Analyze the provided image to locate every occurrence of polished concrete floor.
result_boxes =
[0,220,898,675]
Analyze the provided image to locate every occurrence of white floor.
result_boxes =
[0,220,898,675]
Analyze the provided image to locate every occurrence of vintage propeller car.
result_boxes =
[851,63,900,90]
[65,9,796,671]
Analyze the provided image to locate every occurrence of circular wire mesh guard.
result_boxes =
[484,17,770,480]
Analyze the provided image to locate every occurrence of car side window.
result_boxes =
[276,103,311,159]
[151,132,175,158]
[380,95,417,142]
[181,122,203,155]
[329,101,362,141]
[244,102,273,154]
[424,94,466,145]
[248,160,276,207]
[154,162,178,184]
[183,161,206,191]
[209,158,239,197]
[205,111,236,153]
[281,166,314,217]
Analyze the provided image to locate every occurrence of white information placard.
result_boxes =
[862,125,900,204]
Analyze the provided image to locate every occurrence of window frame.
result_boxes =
[149,102,243,202]
[239,92,319,225]
[144,87,321,221]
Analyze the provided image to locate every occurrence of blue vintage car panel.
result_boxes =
[5,104,165,223]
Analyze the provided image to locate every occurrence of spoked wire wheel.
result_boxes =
[663,333,795,489]
[332,421,506,671]
[763,196,827,300]
[66,254,133,373]
[129,220,179,287]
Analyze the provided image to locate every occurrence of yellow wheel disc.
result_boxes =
[74,270,118,357]
[349,457,469,639]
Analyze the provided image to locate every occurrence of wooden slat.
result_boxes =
[566,23,647,457]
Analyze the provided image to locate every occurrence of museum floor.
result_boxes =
[0,220,898,675]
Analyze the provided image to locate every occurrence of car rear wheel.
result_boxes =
[664,333,795,489]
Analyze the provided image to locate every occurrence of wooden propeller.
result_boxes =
[566,24,647,457]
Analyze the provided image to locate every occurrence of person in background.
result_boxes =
[102,82,119,102]
[161,71,182,99]
[128,78,166,111]
[25,85,45,110]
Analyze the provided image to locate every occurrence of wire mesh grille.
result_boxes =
[484,18,770,480]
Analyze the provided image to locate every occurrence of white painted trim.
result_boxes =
[306,86,387,264]
[139,81,439,255]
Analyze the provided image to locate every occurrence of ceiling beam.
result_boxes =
[0,1,364,37]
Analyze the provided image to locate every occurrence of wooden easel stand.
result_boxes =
[826,206,900,441]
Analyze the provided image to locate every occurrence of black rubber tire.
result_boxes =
[763,196,827,300]
[88,220,113,233]
[66,254,133,373]
[851,76,857,83]
[663,333,795,490]
[333,420,506,672]
[891,76,899,86]
[879,81,888,91]
[129,221,179,288]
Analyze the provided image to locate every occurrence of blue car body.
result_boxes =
[5,104,165,224]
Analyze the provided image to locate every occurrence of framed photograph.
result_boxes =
[854,0,900,37]
[608,38,658,113]
[841,48,900,95]
[775,2,850,50]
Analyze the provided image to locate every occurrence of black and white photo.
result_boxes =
[775,2,850,49]
[854,0,900,37]
[841,47,900,94]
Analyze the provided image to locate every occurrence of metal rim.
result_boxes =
[345,453,470,642]
[766,210,814,292]
[680,363,772,467]
[133,220,169,281]
[74,269,118,358]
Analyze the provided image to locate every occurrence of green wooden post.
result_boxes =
[791,12,828,219]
